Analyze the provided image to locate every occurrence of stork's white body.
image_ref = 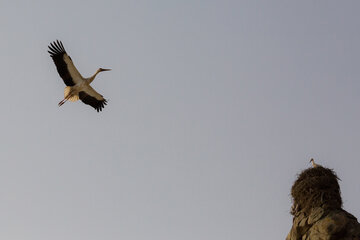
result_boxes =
[59,68,103,105]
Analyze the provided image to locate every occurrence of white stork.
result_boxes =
[48,40,111,112]
[309,158,319,168]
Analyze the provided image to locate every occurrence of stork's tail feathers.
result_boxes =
[64,86,79,102]
[59,87,79,107]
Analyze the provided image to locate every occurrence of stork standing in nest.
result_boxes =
[309,158,319,168]
[48,40,111,112]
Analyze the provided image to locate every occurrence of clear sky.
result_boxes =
[1,1,360,239]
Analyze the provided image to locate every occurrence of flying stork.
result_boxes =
[48,40,111,112]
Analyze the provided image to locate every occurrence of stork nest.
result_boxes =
[290,166,342,216]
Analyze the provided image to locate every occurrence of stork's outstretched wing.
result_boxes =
[79,85,107,112]
[48,40,83,86]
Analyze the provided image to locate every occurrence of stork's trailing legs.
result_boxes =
[58,99,67,107]
[58,95,71,107]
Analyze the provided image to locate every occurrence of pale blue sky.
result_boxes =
[1,1,360,239]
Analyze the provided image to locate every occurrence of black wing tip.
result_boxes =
[96,99,108,112]
[48,40,66,57]
[79,91,108,112]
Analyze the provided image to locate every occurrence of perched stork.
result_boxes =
[48,40,111,112]
[309,158,319,168]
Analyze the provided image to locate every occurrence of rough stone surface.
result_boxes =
[287,209,360,240]
[287,166,360,240]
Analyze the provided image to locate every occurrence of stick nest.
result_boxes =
[290,166,342,216]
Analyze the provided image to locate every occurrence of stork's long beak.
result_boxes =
[309,158,313,163]
[100,68,111,72]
